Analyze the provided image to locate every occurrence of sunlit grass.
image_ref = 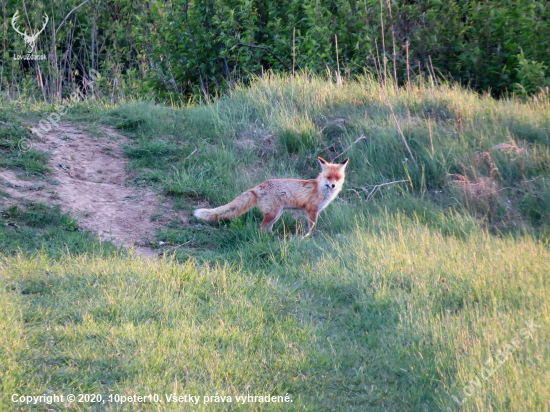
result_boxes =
[1,74,549,411]
[1,215,548,410]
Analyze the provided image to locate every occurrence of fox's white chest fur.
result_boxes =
[318,178,343,211]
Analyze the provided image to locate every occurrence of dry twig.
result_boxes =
[350,179,409,202]
[379,86,417,165]
[183,148,198,161]
[331,134,366,161]
[55,0,91,36]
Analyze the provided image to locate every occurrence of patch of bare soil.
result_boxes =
[0,124,184,257]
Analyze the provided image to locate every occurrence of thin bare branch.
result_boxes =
[379,85,417,165]
[369,49,381,83]
[351,179,409,202]
[379,0,387,89]
[332,134,366,161]
[55,0,91,36]
[164,53,180,94]
[335,35,342,85]
[428,55,437,86]
[406,40,410,86]
[148,56,170,90]
[183,1,207,98]
[292,27,296,76]
[386,0,398,96]
[183,148,197,161]
[428,115,434,156]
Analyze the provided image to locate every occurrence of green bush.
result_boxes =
[3,0,550,99]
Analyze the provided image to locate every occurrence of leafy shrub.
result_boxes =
[514,50,549,95]
[3,0,550,99]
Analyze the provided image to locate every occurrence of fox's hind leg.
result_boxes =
[260,208,283,232]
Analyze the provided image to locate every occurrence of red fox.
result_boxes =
[193,157,349,235]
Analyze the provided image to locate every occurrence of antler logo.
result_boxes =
[12,10,48,54]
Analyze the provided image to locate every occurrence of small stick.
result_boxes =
[379,0,387,89]
[335,34,342,85]
[55,0,91,36]
[164,53,180,94]
[183,1,207,98]
[386,0,398,96]
[428,115,434,156]
[428,55,437,86]
[292,27,296,77]
[462,182,470,212]
[320,142,336,153]
[338,137,345,153]
[184,148,197,161]
[163,240,192,256]
[332,134,366,161]
[406,40,410,86]
[352,179,409,202]
[347,188,363,201]
[380,87,417,165]
[370,49,381,82]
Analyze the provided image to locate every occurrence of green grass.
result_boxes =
[0,110,49,176]
[1,74,549,411]
[1,254,311,411]
[2,215,548,411]
[0,202,122,258]
[55,73,550,235]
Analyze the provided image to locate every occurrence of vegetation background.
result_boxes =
[1,0,550,101]
[1,1,549,411]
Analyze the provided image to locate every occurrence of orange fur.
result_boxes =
[193,157,349,233]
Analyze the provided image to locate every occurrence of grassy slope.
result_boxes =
[1,76,549,411]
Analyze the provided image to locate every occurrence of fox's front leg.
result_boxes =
[302,210,319,239]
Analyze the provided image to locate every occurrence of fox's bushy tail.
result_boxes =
[193,191,257,222]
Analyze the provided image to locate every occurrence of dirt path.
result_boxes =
[0,123,184,257]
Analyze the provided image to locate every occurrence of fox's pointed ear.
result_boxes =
[340,158,349,168]
[318,157,328,169]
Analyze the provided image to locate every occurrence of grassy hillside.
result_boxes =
[85,74,550,240]
[1,75,549,411]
